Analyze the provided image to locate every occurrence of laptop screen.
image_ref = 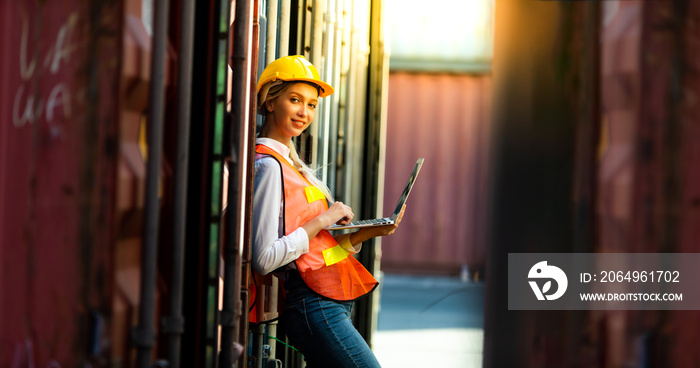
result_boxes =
[390,158,424,220]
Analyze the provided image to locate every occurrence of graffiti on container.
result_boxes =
[12,11,79,128]
[10,339,61,368]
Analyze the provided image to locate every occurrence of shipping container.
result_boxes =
[381,72,491,277]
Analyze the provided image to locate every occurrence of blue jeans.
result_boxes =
[280,272,382,368]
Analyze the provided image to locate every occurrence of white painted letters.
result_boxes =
[13,11,79,128]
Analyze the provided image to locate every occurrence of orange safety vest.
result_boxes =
[249,144,377,323]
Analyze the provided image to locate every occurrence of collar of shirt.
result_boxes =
[256,137,294,165]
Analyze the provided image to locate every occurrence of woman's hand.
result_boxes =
[324,201,355,226]
[350,204,406,244]
[301,201,354,241]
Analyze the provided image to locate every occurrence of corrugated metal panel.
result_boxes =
[679,5,700,255]
[594,4,642,367]
[594,1,700,367]
[597,1,641,254]
[380,72,491,276]
[669,0,700,362]
[0,0,121,365]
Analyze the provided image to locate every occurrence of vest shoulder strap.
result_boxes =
[255,147,287,235]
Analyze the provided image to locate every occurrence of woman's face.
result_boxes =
[264,82,319,144]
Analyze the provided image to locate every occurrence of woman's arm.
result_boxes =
[339,204,407,253]
[301,201,354,240]
[252,158,356,274]
[252,158,310,275]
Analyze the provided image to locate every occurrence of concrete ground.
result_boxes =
[372,273,485,368]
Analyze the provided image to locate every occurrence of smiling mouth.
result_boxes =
[292,120,306,128]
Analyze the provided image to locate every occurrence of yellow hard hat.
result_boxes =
[257,55,334,97]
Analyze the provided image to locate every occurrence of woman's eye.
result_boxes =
[309,103,317,109]
[290,98,299,103]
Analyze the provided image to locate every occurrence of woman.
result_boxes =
[252,55,402,368]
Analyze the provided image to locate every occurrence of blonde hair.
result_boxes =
[259,81,334,202]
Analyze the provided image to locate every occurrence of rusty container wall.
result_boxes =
[0,0,122,366]
[591,1,700,367]
[597,1,641,255]
[380,72,491,276]
[592,3,643,367]
[112,0,175,363]
[667,0,700,363]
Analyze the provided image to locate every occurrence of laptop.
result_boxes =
[325,158,424,230]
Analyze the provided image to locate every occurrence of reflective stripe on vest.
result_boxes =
[255,144,378,301]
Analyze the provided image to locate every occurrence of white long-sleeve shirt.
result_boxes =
[252,138,310,275]
[252,138,360,275]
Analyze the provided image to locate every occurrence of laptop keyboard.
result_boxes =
[349,218,392,226]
